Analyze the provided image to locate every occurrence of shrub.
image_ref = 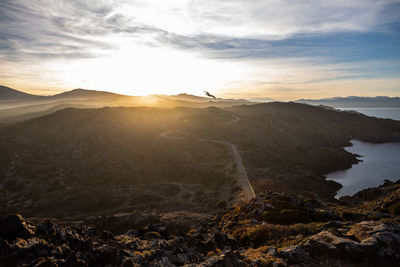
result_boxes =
[304,198,321,207]
[216,200,227,209]
[144,231,161,239]
[231,185,240,193]
[232,223,323,247]
[260,209,313,224]
[386,201,400,215]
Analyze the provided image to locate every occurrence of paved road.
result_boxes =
[200,139,256,201]
[158,129,180,138]
[225,115,240,125]
[159,113,256,201]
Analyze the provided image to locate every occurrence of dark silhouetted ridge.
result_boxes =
[0,85,42,100]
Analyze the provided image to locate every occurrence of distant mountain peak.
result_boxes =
[0,85,42,100]
[52,88,127,98]
[248,97,275,103]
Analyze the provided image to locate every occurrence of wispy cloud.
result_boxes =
[0,0,399,98]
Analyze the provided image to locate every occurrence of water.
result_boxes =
[339,108,400,120]
[326,140,400,198]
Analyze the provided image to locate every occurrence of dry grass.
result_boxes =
[232,222,324,247]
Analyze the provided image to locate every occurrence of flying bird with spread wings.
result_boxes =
[204,91,216,99]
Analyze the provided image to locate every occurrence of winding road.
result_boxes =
[200,139,256,201]
[225,114,240,125]
[159,113,256,201]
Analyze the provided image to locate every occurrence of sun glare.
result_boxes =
[48,42,249,96]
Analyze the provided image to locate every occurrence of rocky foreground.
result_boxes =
[1,181,400,267]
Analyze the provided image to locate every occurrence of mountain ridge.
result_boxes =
[295,96,400,108]
[0,85,43,100]
[2,85,399,106]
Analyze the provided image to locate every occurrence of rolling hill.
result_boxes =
[1,103,400,222]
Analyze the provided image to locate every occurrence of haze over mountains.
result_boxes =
[0,86,252,124]
[2,85,399,124]
[296,96,400,108]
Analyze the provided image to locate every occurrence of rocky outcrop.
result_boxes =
[0,214,245,266]
[299,221,400,266]
[1,184,400,266]
[0,214,35,241]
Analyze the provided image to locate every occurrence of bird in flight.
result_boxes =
[204,91,216,99]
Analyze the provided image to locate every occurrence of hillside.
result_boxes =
[0,107,240,221]
[193,102,400,198]
[1,103,400,223]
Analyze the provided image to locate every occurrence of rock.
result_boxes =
[64,252,88,267]
[267,247,277,257]
[0,214,35,241]
[1,184,400,267]
[121,257,135,267]
[303,231,360,258]
[324,220,347,228]
[191,250,243,267]
[210,231,237,250]
[347,221,400,244]
[60,243,71,256]
[279,246,307,264]
[37,220,57,236]
[86,227,96,237]
[302,222,400,265]
[0,238,11,257]
[169,253,189,265]
[346,221,400,263]
[12,237,54,258]
[144,231,162,240]
[100,230,114,241]
[157,256,173,267]
[125,229,139,237]
[34,257,58,267]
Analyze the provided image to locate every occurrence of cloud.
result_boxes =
[0,0,399,97]
[122,0,399,38]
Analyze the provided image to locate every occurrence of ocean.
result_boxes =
[339,108,400,121]
[326,140,400,198]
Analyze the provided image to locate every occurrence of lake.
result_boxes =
[326,140,400,198]
[339,108,400,121]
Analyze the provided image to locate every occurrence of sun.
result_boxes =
[47,42,249,97]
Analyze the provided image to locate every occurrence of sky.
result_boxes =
[0,0,399,100]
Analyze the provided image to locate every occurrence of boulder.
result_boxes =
[279,246,307,264]
[0,214,35,241]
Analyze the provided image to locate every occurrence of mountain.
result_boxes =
[296,96,400,108]
[0,85,254,124]
[0,85,43,101]
[165,93,211,102]
[248,97,275,103]
[50,88,130,99]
